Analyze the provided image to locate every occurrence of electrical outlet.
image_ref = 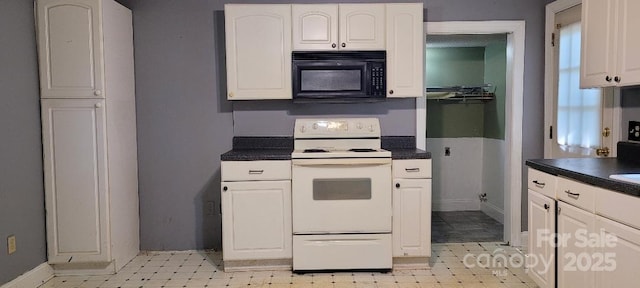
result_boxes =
[629,121,640,141]
[7,235,16,255]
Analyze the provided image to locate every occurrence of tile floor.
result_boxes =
[432,211,503,243]
[40,242,538,288]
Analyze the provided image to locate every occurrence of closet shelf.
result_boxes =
[426,84,495,102]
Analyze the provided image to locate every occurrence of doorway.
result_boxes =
[426,33,507,243]
[416,21,525,246]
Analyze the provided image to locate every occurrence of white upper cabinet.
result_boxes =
[339,4,385,50]
[292,4,385,51]
[386,3,423,98]
[37,0,104,98]
[225,4,292,100]
[292,5,338,50]
[581,0,640,87]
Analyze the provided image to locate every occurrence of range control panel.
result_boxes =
[294,118,381,139]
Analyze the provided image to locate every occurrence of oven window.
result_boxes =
[313,178,371,200]
[301,70,361,91]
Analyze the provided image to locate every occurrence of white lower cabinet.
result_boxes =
[221,180,291,261]
[42,99,109,264]
[557,202,595,288]
[595,215,640,287]
[528,166,640,288]
[221,160,292,265]
[527,190,556,288]
[392,160,432,260]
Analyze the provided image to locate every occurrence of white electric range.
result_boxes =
[291,118,392,271]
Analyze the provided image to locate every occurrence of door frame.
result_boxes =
[543,0,622,158]
[416,21,526,246]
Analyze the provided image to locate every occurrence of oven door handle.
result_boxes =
[292,158,391,166]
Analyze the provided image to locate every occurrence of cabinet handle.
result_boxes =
[614,76,621,83]
[564,190,580,198]
[341,43,346,48]
[605,76,612,82]
[389,90,394,95]
[395,183,400,188]
[94,90,102,96]
[544,204,549,210]
[229,92,234,98]
[248,170,264,174]
[332,43,337,48]
[532,180,545,187]
[223,186,228,192]
[405,168,420,172]
[95,103,102,108]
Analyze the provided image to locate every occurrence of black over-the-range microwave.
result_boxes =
[292,51,386,103]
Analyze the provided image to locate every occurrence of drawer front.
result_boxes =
[393,159,431,179]
[596,189,640,230]
[222,160,291,181]
[293,233,392,270]
[527,168,557,199]
[556,177,596,212]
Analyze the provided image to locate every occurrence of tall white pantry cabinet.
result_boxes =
[36,0,139,274]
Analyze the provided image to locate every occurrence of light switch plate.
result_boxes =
[629,121,640,142]
[7,235,16,255]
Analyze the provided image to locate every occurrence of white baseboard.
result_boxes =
[481,201,504,224]
[1,263,53,288]
[433,199,480,211]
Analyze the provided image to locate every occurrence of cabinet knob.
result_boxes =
[94,90,102,96]
[95,103,102,108]
[544,204,549,210]
[229,92,234,98]
[223,186,228,192]
[605,76,612,82]
[389,90,394,95]
[614,76,621,83]
[341,43,346,48]
[332,43,337,48]
[395,183,400,188]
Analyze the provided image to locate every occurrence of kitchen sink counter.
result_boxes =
[526,142,640,197]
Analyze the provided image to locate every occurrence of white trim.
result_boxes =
[544,0,582,158]
[481,201,505,224]
[611,88,622,156]
[0,263,53,288]
[520,231,529,251]
[432,199,480,212]
[420,21,525,246]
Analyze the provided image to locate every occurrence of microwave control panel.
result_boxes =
[370,63,385,96]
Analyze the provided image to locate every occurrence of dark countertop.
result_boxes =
[220,136,431,161]
[526,158,640,197]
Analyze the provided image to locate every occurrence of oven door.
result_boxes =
[292,158,392,234]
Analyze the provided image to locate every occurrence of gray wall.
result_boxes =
[621,87,640,140]
[121,0,550,250]
[0,0,47,285]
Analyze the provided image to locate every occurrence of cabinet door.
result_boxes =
[338,4,385,50]
[224,4,292,100]
[386,3,423,98]
[36,0,104,99]
[527,190,556,288]
[557,202,596,288]
[41,99,109,264]
[221,180,292,260]
[292,4,338,51]
[393,178,431,257]
[580,0,617,88]
[616,0,640,86]
[595,215,640,287]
